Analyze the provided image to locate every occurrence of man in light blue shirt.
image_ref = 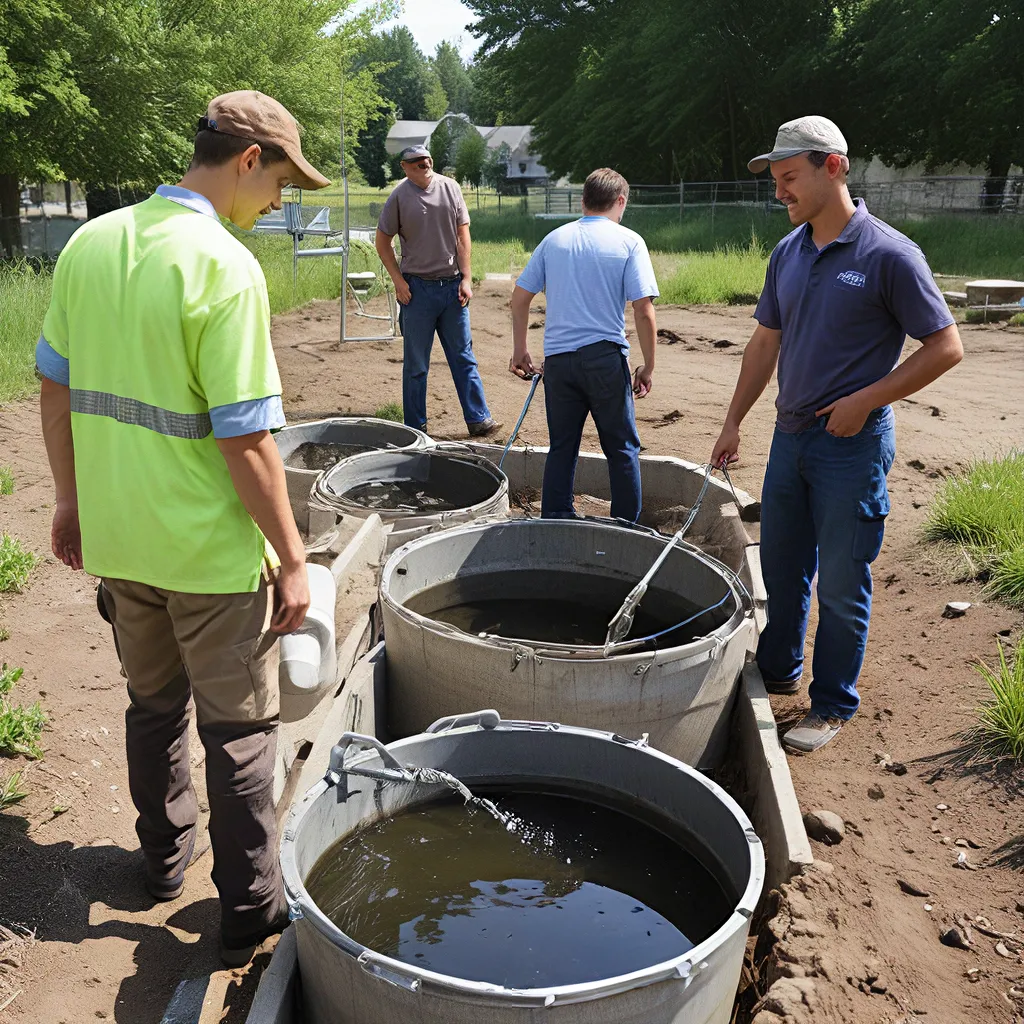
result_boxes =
[510,168,658,521]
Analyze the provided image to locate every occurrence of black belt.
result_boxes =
[408,273,462,284]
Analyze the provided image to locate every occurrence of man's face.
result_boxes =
[230,148,292,230]
[771,154,832,226]
[402,155,434,188]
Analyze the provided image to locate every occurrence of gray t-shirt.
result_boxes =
[377,174,470,279]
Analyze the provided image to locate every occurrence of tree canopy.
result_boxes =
[465,0,1023,182]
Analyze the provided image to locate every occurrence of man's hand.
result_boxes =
[711,422,741,466]
[393,276,412,305]
[509,348,540,379]
[459,279,473,307]
[816,393,873,437]
[271,561,311,635]
[632,365,653,399]
[51,503,83,571]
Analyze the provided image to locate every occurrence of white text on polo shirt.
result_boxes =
[836,270,866,288]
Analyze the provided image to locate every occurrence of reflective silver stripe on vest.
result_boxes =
[70,389,212,440]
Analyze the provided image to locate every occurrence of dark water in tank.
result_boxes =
[304,789,732,989]
[405,569,731,646]
[343,478,462,512]
[285,441,375,471]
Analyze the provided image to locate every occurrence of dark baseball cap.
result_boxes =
[203,91,331,190]
[400,145,431,162]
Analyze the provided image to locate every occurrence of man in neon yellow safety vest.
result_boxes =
[38,92,329,967]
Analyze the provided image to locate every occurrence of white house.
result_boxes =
[385,116,550,185]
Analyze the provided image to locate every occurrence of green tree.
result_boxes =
[423,72,449,119]
[429,114,472,174]
[482,141,512,191]
[466,58,513,125]
[0,1,92,254]
[355,113,395,188]
[454,127,487,187]
[433,41,472,114]
[357,25,434,120]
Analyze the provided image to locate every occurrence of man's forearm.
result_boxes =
[457,227,471,280]
[511,288,533,353]
[375,231,403,283]
[724,328,782,427]
[40,377,78,507]
[851,325,963,410]
[217,431,306,569]
[633,305,657,371]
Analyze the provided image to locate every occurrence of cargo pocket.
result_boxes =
[852,493,890,563]
[233,630,280,724]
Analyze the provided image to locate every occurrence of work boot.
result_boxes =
[783,713,844,753]
[220,908,291,968]
[763,676,802,695]
[467,417,502,438]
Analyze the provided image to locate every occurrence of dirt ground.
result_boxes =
[0,281,1022,1023]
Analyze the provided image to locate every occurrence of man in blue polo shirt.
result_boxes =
[712,116,963,753]
[510,167,658,522]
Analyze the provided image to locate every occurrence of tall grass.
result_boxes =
[924,452,1024,608]
[974,636,1024,762]
[0,467,13,496]
[0,263,51,403]
[659,238,768,304]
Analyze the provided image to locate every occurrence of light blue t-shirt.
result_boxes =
[516,216,659,356]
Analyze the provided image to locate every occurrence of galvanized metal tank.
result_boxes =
[281,713,765,1024]
[274,417,431,532]
[379,519,755,769]
[313,449,510,553]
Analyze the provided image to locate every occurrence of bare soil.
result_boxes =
[0,282,1022,1023]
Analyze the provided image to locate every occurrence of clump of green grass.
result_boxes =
[374,402,403,422]
[0,770,27,810]
[924,452,1024,607]
[0,664,45,759]
[0,261,52,404]
[0,467,13,495]
[0,535,40,593]
[659,238,768,305]
[1009,311,1024,327]
[974,636,1024,762]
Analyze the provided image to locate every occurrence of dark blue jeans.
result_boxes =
[756,407,896,720]
[541,340,642,522]
[398,274,491,429]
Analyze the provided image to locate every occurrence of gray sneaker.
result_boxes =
[467,417,502,438]
[783,713,844,753]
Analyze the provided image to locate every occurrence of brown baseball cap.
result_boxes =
[204,91,331,190]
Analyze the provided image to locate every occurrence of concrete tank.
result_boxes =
[313,449,510,553]
[281,713,765,1024]
[274,418,431,533]
[379,519,755,769]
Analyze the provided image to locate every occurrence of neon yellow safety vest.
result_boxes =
[41,192,282,593]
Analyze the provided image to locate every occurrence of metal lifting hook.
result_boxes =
[498,372,542,470]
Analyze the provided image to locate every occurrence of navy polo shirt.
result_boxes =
[755,199,954,432]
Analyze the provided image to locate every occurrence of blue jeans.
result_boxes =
[541,340,642,522]
[398,274,491,429]
[756,407,896,720]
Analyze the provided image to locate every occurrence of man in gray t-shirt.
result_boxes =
[375,144,499,436]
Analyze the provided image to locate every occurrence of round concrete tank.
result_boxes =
[274,418,431,529]
[281,714,765,1024]
[379,519,754,768]
[313,449,509,550]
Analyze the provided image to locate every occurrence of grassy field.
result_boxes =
[3,205,1023,404]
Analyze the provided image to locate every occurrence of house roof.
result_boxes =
[386,119,533,156]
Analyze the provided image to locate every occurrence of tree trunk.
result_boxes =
[0,172,24,258]
[981,152,1011,212]
[64,180,72,215]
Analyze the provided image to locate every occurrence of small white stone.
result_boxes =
[924,903,933,911]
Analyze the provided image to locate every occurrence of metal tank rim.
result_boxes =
[279,717,765,1009]
[313,448,510,521]
[378,517,753,662]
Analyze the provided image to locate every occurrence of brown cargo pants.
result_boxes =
[99,574,285,948]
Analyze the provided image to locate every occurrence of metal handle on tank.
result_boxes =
[499,372,542,470]
[326,732,412,785]
[424,709,502,733]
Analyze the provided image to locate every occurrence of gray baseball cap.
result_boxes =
[747,116,848,174]
[400,144,431,161]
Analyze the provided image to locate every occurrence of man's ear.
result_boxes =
[237,143,262,176]
[825,153,844,178]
